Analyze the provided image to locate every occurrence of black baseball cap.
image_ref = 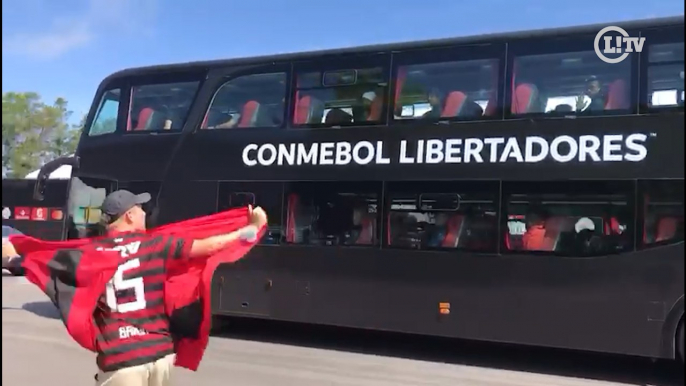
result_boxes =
[100,190,151,224]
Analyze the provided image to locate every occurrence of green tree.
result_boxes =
[2,92,81,178]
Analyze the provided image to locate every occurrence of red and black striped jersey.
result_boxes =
[91,231,191,372]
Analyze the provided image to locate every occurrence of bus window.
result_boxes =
[647,42,684,109]
[218,182,283,245]
[511,50,631,116]
[292,67,387,128]
[395,59,499,121]
[504,181,634,256]
[386,182,498,252]
[88,89,121,136]
[640,180,684,247]
[283,182,380,246]
[203,73,287,129]
[128,81,200,132]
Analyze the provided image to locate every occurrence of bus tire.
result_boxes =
[678,319,684,363]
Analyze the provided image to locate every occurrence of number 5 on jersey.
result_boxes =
[104,241,146,313]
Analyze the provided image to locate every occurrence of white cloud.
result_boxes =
[2,0,157,60]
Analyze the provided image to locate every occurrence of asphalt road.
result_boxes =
[2,274,683,386]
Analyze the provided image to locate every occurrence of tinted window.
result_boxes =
[640,180,684,247]
[647,42,684,108]
[386,181,498,252]
[218,182,283,245]
[293,66,387,127]
[504,181,634,256]
[128,81,200,131]
[283,182,380,246]
[203,73,287,129]
[395,59,499,120]
[88,88,121,136]
[512,51,631,115]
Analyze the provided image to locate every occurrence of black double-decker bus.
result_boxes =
[33,16,684,361]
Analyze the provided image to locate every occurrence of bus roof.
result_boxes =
[105,16,683,81]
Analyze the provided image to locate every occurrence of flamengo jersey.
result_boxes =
[91,232,190,372]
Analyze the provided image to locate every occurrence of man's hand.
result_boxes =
[189,206,269,258]
[576,95,587,111]
[248,205,268,228]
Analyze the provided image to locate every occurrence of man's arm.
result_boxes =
[2,238,21,268]
[188,206,267,259]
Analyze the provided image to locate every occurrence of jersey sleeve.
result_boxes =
[164,236,194,260]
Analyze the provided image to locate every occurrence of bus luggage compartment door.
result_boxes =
[212,264,272,317]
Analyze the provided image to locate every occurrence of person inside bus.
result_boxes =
[576,76,606,112]
[522,206,552,251]
[422,88,444,119]
[213,112,241,129]
[462,100,484,118]
[324,108,353,125]
[353,91,376,122]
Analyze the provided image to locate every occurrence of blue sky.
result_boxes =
[2,0,684,121]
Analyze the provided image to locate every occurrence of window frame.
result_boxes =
[281,181,383,247]
[87,87,123,137]
[505,30,640,119]
[390,43,507,123]
[81,77,129,141]
[122,70,206,136]
[201,68,291,131]
[637,179,684,249]
[383,180,501,253]
[289,53,392,129]
[638,24,685,114]
[500,180,636,257]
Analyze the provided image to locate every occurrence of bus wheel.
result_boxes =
[678,319,684,363]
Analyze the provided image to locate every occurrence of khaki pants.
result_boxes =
[95,354,175,386]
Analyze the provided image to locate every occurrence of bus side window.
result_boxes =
[292,65,388,128]
[510,38,632,116]
[202,73,287,130]
[218,182,283,245]
[88,88,121,136]
[385,181,498,253]
[283,182,381,247]
[503,181,635,256]
[128,81,200,132]
[646,42,684,110]
[639,180,684,247]
[394,57,500,121]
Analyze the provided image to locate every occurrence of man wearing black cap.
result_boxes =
[576,76,606,112]
[91,189,267,386]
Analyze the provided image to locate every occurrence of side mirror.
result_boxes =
[33,156,80,201]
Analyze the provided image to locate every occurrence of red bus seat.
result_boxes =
[655,217,678,242]
[441,215,465,248]
[604,79,629,110]
[441,91,467,117]
[511,83,539,114]
[355,217,376,245]
[237,100,261,128]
